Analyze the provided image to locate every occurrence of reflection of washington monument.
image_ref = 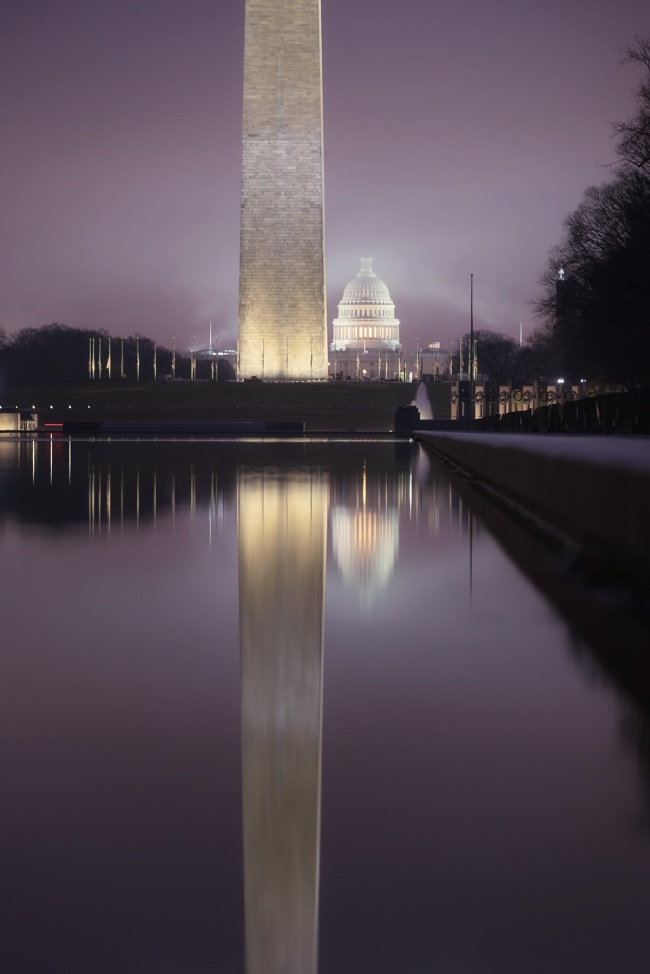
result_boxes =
[238,466,327,974]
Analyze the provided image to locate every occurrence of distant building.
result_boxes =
[0,410,37,433]
[329,258,449,381]
[331,257,401,354]
[329,258,404,380]
[194,347,238,380]
[420,341,450,380]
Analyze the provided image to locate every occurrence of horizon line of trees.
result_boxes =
[452,325,587,387]
[0,323,235,385]
[0,318,617,389]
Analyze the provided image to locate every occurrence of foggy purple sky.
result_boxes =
[1,0,648,354]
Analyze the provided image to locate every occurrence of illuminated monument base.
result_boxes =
[238,0,327,381]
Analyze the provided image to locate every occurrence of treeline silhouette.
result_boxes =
[533,36,650,389]
[452,328,567,386]
[0,323,234,384]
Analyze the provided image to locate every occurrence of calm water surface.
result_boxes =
[2,438,649,974]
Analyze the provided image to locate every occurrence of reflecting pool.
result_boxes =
[2,437,649,973]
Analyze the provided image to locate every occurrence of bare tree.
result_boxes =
[614,35,650,175]
[534,37,650,387]
[0,324,181,384]
[455,329,523,385]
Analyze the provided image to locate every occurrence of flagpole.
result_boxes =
[469,274,474,417]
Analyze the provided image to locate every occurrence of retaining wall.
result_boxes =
[417,432,650,574]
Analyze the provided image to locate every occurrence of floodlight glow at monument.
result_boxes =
[238,0,327,380]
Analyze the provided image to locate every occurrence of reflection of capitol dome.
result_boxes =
[331,258,401,352]
[332,506,399,607]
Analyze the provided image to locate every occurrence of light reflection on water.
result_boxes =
[1,437,649,974]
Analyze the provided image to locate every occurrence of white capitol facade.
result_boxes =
[331,257,401,353]
[329,258,448,381]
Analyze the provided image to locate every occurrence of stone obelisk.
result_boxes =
[238,0,327,381]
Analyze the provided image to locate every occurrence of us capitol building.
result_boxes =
[329,258,448,381]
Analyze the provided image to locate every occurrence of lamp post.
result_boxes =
[469,274,474,417]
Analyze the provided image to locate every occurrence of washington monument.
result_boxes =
[238,0,328,381]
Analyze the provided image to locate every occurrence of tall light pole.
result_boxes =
[469,274,475,418]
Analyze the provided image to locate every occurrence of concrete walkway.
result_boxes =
[416,432,650,573]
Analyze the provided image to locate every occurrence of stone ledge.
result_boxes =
[417,432,650,572]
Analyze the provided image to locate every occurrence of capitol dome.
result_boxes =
[331,258,401,352]
[340,259,393,305]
